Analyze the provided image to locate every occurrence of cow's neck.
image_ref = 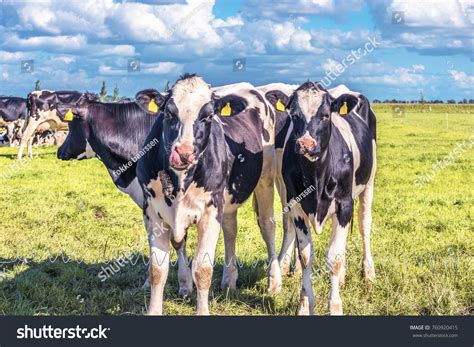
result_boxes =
[83,104,151,188]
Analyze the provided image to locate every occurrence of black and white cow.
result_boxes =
[17,90,98,159]
[136,74,282,315]
[281,81,376,315]
[257,83,353,276]
[54,91,194,296]
[0,96,27,147]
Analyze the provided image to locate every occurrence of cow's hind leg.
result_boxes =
[359,183,376,284]
[145,210,170,315]
[221,209,239,290]
[253,181,282,293]
[326,200,352,315]
[176,237,193,297]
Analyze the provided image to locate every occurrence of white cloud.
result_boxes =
[143,62,183,75]
[4,34,87,52]
[350,66,425,86]
[369,0,474,58]
[0,51,25,62]
[449,69,474,88]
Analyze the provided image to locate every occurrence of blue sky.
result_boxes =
[0,0,472,101]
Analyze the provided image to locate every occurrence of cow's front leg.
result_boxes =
[175,237,193,297]
[291,211,314,315]
[193,209,220,315]
[326,200,353,315]
[221,209,238,290]
[146,210,170,315]
[253,180,282,293]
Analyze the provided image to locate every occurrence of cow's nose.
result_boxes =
[175,144,195,163]
[298,136,316,151]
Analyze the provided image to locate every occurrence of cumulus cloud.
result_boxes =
[449,70,474,88]
[368,0,474,58]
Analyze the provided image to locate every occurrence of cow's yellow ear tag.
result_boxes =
[339,101,348,115]
[221,102,232,116]
[276,98,285,112]
[64,108,74,121]
[148,99,158,113]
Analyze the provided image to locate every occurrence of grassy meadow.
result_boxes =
[0,104,472,315]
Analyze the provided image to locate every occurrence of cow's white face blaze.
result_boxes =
[164,75,215,171]
[289,82,333,162]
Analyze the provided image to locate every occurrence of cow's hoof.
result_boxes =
[267,260,282,293]
[329,299,343,315]
[297,296,314,315]
[363,261,376,285]
[221,266,238,291]
[178,286,192,298]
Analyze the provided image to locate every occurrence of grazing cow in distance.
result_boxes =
[136,74,282,315]
[281,81,376,315]
[17,90,99,159]
[54,91,194,296]
[0,96,27,147]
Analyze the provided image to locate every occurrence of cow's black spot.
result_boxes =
[294,217,309,235]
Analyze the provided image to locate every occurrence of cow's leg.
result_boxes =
[291,209,314,315]
[17,119,40,159]
[221,209,238,290]
[176,237,193,297]
[146,211,170,315]
[7,124,15,147]
[275,150,301,276]
[359,184,376,284]
[253,180,282,293]
[326,201,353,316]
[193,209,220,315]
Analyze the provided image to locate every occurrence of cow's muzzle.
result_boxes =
[297,135,319,162]
[169,144,195,170]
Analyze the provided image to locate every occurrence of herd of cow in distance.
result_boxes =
[0,73,377,315]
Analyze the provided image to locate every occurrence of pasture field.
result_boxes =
[0,105,472,315]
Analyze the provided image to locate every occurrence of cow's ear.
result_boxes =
[330,94,358,116]
[135,89,166,114]
[264,90,290,113]
[214,94,248,117]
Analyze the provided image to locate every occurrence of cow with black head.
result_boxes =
[281,81,376,315]
[136,74,282,315]
[17,90,98,159]
[0,96,27,147]
[54,90,194,297]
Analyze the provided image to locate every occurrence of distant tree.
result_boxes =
[112,84,119,101]
[447,99,456,104]
[100,81,107,101]
[469,99,474,104]
[419,91,425,104]
[34,80,41,91]
[373,99,381,103]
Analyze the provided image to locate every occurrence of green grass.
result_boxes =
[0,106,473,315]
